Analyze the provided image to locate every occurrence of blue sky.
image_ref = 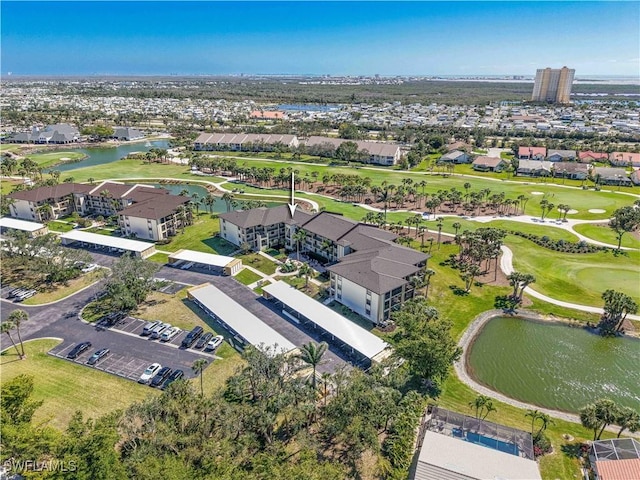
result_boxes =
[2,2,639,76]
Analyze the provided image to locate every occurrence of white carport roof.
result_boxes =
[189,283,296,355]
[263,280,390,361]
[169,249,235,268]
[60,230,155,253]
[0,217,46,232]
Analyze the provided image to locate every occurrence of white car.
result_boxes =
[150,322,171,339]
[205,335,224,352]
[160,327,181,342]
[138,363,162,384]
[82,264,99,273]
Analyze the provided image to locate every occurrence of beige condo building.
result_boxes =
[531,66,575,104]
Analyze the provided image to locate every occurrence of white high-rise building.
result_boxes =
[531,66,575,104]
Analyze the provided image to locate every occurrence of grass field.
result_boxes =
[1,178,22,195]
[159,214,238,255]
[508,236,640,306]
[573,222,640,249]
[47,220,75,232]
[0,339,151,429]
[27,151,87,169]
[237,253,278,275]
[22,269,106,305]
[234,268,263,285]
[147,252,170,264]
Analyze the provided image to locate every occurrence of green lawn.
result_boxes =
[508,235,640,306]
[161,214,237,255]
[1,178,22,195]
[147,252,170,264]
[27,151,87,169]
[0,143,25,153]
[47,220,75,232]
[573,222,640,249]
[237,253,278,275]
[234,268,263,285]
[0,339,151,429]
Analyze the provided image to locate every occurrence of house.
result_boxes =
[578,151,608,163]
[219,206,428,324]
[446,141,472,152]
[111,127,145,141]
[518,146,547,160]
[631,170,640,186]
[552,162,589,180]
[610,152,640,168]
[592,167,631,186]
[193,133,299,151]
[7,123,80,144]
[304,136,403,166]
[589,438,640,480]
[412,407,541,480]
[547,149,577,162]
[517,159,552,177]
[439,150,471,164]
[472,156,507,172]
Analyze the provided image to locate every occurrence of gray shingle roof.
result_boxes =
[9,183,93,202]
[219,205,313,228]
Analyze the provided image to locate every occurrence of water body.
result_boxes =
[277,104,339,112]
[467,316,640,413]
[52,140,170,172]
[144,183,282,214]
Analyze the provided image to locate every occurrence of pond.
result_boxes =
[143,183,282,214]
[52,140,170,172]
[467,316,640,413]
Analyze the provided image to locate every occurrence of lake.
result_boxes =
[467,316,640,413]
[52,140,170,172]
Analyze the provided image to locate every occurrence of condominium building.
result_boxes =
[219,206,428,324]
[531,67,575,104]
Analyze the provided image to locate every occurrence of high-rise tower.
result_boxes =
[531,67,575,104]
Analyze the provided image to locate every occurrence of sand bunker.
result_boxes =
[566,209,578,214]
[588,209,606,214]
[531,191,544,195]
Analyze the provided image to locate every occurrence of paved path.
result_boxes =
[499,245,640,321]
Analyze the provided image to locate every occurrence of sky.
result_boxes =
[2,1,639,77]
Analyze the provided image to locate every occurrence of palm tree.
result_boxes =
[534,412,554,440]
[423,268,435,299]
[297,262,314,289]
[298,341,328,390]
[469,395,489,419]
[1,320,22,359]
[222,192,234,212]
[615,406,640,438]
[436,218,444,249]
[525,409,542,436]
[192,358,208,397]
[292,228,307,261]
[7,310,28,359]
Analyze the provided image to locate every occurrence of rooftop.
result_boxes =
[0,217,47,232]
[60,230,155,253]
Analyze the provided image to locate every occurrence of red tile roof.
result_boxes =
[595,459,640,480]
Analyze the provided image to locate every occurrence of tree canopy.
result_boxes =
[105,253,160,311]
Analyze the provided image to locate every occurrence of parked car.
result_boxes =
[160,327,181,342]
[162,369,185,390]
[194,332,213,349]
[150,367,172,387]
[81,264,99,273]
[181,326,203,348]
[138,363,162,384]
[150,322,171,339]
[141,320,161,336]
[86,348,110,365]
[67,341,92,359]
[102,311,126,326]
[15,289,37,301]
[205,335,224,352]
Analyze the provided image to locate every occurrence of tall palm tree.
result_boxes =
[298,341,328,391]
[192,358,208,397]
[297,262,314,289]
[0,320,22,359]
[7,310,28,359]
[615,406,640,438]
[292,228,307,261]
[525,409,541,436]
